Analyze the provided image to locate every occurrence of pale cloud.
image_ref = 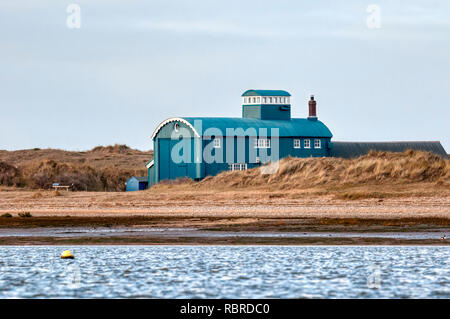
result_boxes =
[0,0,449,151]
[133,19,280,38]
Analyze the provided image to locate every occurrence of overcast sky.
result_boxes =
[0,0,449,151]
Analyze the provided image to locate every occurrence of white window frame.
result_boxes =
[254,138,270,149]
[314,139,321,149]
[213,138,221,148]
[304,139,311,149]
[228,163,248,171]
[294,139,301,149]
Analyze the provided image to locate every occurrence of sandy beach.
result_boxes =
[0,188,449,245]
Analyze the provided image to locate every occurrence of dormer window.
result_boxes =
[174,123,180,132]
[241,89,291,120]
[243,95,290,105]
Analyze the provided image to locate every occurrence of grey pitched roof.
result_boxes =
[330,141,448,159]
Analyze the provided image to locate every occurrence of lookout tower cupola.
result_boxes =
[241,89,291,120]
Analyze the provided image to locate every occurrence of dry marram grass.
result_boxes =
[193,150,449,190]
[0,144,152,191]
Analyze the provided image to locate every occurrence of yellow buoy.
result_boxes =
[61,250,75,259]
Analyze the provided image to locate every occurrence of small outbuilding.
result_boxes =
[125,176,148,192]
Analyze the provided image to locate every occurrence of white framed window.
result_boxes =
[263,97,267,103]
[294,139,301,149]
[257,97,260,103]
[174,123,180,132]
[287,97,290,104]
[254,138,270,149]
[228,163,248,171]
[304,139,311,149]
[213,138,221,148]
[252,97,256,103]
[314,139,321,149]
[268,97,272,103]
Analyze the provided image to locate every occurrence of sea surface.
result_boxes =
[0,246,448,298]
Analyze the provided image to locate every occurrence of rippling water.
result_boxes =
[0,246,448,298]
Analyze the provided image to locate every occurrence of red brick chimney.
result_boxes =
[308,95,317,120]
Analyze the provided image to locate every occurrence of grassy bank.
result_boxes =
[197,150,450,190]
[150,150,450,200]
[0,144,152,191]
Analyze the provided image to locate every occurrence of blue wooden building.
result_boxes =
[126,176,148,191]
[148,90,333,187]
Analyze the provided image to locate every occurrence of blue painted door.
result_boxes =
[169,139,189,179]
[158,139,170,180]
[159,138,191,181]
[138,182,147,190]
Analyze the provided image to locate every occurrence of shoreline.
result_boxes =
[1,235,448,246]
[0,216,448,245]
[0,190,448,245]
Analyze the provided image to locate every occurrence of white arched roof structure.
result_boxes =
[151,117,201,140]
